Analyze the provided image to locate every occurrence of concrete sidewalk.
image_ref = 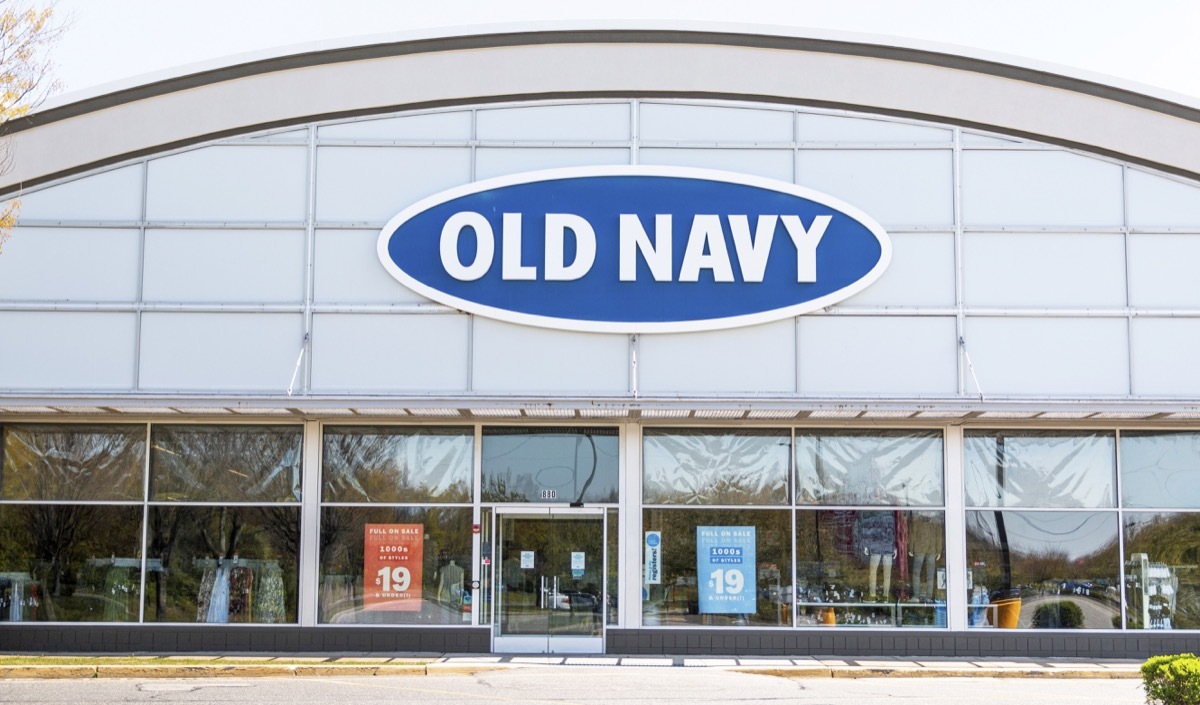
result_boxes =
[0,654,1146,679]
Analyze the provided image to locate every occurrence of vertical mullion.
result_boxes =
[297,419,322,627]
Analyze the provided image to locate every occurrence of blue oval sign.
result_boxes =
[378,166,890,333]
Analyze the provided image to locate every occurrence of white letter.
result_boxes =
[502,212,536,281]
[782,214,831,283]
[619,214,673,282]
[545,213,596,281]
[728,215,778,283]
[679,214,734,283]
[440,211,494,281]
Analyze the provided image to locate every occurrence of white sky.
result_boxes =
[48,0,1200,100]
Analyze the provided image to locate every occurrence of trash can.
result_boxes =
[989,588,1022,629]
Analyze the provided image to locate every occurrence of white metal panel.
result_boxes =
[318,111,472,140]
[837,232,955,307]
[314,229,430,304]
[640,103,793,143]
[638,320,795,393]
[1130,318,1200,396]
[1128,234,1200,308]
[476,103,630,141]
[146,146,308,222]
[309,313,469,391]
[316,146,472,222]
[795,149,953,227]
[960,151,1123,227]
[474,147,629,180]
[963,317,1129,396]
[0,227,140,302]
[797,113,950,143]
[798,316,957,395]
[15,165,142,222]
[246,129,308,141]
[638,148,793,182]
[139,312,304,390]
[472,319,628,393]
[0,312,136,389]
[962,232,1127,308]
[1126,169,1200,228]
[142,229,306,303]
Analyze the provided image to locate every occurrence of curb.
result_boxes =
[0,662,1144,680]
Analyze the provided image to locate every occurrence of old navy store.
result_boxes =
[3,25,1200,658]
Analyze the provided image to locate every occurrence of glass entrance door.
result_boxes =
[493,509,605,653]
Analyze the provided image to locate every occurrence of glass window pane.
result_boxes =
[150,425,302,502]
[1,424,145,501]
[641,508,791,627]
[482,428,619,504]
[318,506,473,624]
[322,426,473,503]
[144,506,299,623]
[607,508,619,626]
[795,430,944,506]
[795,510,946,627]
[1121,433,1200,509]
[1124,512,1200,629]
[965,510,1120,629]
[964,431,1116,508]
[0,505,142,622]
[643,429,789,505]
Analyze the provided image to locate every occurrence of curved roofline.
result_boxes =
[40,21,1200,117]
[7,23,1200,193]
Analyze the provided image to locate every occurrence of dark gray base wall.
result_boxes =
[605,629,1200,659]
[0,625,491,654]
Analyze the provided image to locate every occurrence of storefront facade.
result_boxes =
[3,26,1200,657]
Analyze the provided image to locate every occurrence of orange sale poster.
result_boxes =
[363,524,424,611]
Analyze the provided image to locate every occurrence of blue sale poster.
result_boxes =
[696,526,756,614]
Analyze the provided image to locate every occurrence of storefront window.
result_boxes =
[965,510,1120,629]
[1,424,145,501]
[1124,512,1200,629]
[965,430,1116,508]
[0,424,146,623]
[1120,432,1200,509]
[482,427,618,504]
[795,510,946,627]
[318,506,473,624]
[144,506,299,623]
[322,426,472,503]
[644,429,789,505]
[150,425,302,502]
[144,425,302,623]
[795,430,943,506]
[641,508,791,628]
[0,504,143,622]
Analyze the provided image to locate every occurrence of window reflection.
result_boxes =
[482,428,618,504]
[1,424,145,501]
[322,426,472,503]
[795,430,943,506]
[965,510,1119,629]
[964,431,1115,508]
[1120,432,1200,509]
[318,506,473,624]
[644,430,789,506]
[795,510,947,627]
[150,425,302,502]
[144,506,299,623]
[641,508,791,628]
[0,505,143,622]
[1124,512,1200,629]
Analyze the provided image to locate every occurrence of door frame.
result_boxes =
[491,506,607,654]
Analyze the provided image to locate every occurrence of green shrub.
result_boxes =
[1031,601,1084,629]
[1143,654,1200,705]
